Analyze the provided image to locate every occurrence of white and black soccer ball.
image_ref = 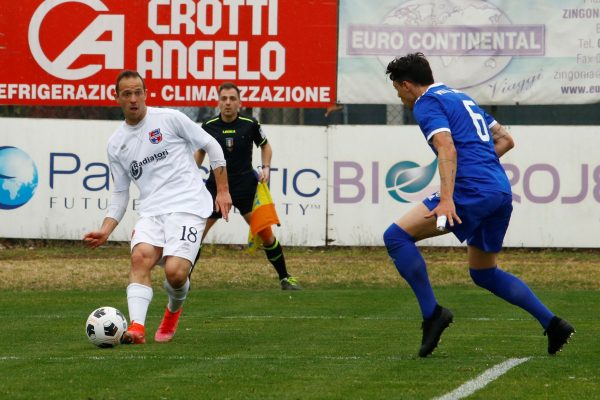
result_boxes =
[85,306,128,348]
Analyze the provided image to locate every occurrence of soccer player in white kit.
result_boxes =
[84,70,232,344]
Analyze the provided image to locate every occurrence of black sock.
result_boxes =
[264,238,288,280]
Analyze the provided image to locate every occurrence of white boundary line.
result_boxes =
[432,357,531,400]
[16,314,532,322]
[0,354,408,362]
[218,315,530,321]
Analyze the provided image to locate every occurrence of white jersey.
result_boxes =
[107,107,215,218]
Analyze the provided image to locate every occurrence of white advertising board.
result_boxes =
[1,118,598,247]
[0,118,139,241]
[327,125,600,248]
[0,118,327,245]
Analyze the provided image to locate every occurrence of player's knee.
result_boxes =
[131,245,159,269]
[469,267,497,290]
[130,251,144,268]
[383,224,396,247]
[130,252,153,274]
[383,223,414,251]
[165,273,187,289]
[164,264,190,287]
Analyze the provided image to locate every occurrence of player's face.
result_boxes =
[218,88,241,122]
[393,80,416,110]
[116,76,147,125]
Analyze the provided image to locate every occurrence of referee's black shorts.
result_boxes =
[205,171,258,218]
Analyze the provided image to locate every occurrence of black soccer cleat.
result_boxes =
[419,305,453,358]
[544,316,575,355]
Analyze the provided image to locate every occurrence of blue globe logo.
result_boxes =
[0,147,39,210]
[385,159,438,203]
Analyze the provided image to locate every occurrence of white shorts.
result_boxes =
[130,212,206,265]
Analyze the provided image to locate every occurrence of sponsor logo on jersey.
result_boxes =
[148,128,162,144]
[129,161,142,180]
[129,149,169,180]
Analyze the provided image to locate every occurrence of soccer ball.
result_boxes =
[85,306,128,348]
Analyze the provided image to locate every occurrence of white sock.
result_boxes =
[163,279,190,313]
[126,283,153,325]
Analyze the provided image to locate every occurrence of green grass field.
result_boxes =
[1,244,599,399]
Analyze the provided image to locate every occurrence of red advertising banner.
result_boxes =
[0,0,338,107]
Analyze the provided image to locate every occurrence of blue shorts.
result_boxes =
[422,187,512,253]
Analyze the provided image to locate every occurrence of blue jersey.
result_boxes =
[413,83,511,195]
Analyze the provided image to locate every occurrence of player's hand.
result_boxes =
[83,231,109,248]
[215,191,233,222]
[424,199,462,230]
[258,166,270,183]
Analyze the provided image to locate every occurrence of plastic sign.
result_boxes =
[0,0,338,107]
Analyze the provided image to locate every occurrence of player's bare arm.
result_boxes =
[200,132,231,219]
[427,131,462,227]
[194,149,206,168]
[83,217,119,248]
[212,166,232,221]
[491,123,515,158]
[259,142,273,183]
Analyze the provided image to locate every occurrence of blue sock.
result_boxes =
[469,267,555,329]
[383,223,437,319]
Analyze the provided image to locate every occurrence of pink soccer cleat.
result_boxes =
[121,321,146,344]
[154,307,182,343]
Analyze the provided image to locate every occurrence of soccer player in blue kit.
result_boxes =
[384,53,575,357]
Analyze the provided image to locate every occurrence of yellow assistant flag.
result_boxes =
[247,182,280,254]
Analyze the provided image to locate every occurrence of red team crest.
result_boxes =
[148,129,162,144]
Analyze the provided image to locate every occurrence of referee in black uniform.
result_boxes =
[194,82,301,290]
